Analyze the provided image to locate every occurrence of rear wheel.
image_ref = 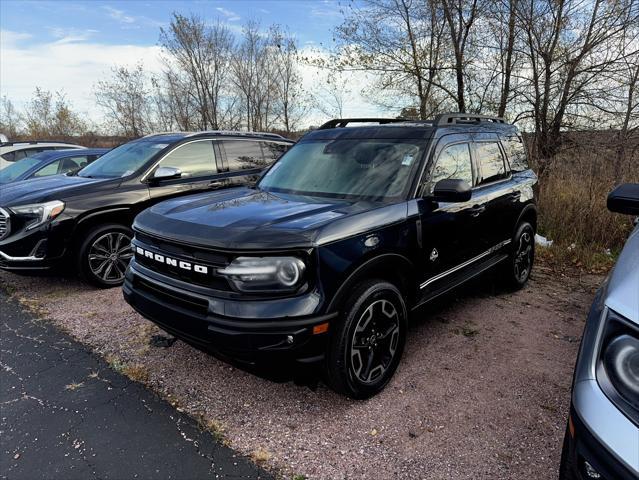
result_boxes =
[501,221,535,290]
[77,224,133,288]
[325,280,407,399]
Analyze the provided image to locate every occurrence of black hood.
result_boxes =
[134,187,408,250]
[0,175,115,206]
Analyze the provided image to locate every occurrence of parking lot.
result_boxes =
[0,265,602,479]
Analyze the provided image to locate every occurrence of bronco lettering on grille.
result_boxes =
[135,246,209,274]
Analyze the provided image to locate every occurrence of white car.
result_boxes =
[0,141,86,170]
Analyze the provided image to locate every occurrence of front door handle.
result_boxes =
[208,180,225,188]
[508,192,521,202]
[468,205,486,217]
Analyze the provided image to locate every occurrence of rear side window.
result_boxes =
[222,140,266,171]
[475,142,508,185]
[159,140,216,178]
[429,143,473,192]
[59,156,89,173]
[501,135,529,172]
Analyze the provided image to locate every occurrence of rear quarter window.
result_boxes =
[501,135,529,172]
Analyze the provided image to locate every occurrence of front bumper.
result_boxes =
[564,401,638,480]
[123,260,336,365]
[0,220,71,270]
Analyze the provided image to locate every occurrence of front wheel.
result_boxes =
[501,221,535,290]
[325,280,407,399]
[77,224,133,288]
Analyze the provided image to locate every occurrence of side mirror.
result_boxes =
[432,179,472,202]
[607,183,639,216]
[151,166,182,182]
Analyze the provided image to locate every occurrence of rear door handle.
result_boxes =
[468,205,486,217]
[208,180,225,188]
[509,192,521,202]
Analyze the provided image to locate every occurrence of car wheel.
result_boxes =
[78,224,133,288]
[501,221,535,290]
[325,279,407,399]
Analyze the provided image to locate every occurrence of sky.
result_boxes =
[0,0,382,129]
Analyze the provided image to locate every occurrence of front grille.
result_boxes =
[134,276,209,316]
[0,208,10,241]
[133,232,233,291]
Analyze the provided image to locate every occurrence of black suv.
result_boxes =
[0,132,293,287]
[123,114,538,398]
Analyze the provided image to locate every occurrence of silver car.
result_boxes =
[560,183,639,479]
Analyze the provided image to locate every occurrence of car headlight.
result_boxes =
[218,256,306,292]
[10,200,65,231]
[597,310,639,422]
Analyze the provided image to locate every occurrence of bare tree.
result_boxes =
[23,88,85,137]
[0,96,22,138]
[94,63,152,137]
[160,13,235,130]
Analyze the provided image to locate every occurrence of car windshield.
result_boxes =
[258,138,425,200]
[77,140,169,179]
[0,156,43,183]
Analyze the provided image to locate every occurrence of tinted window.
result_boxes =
[159,140,216,178]
[259,139,424,200]
[33,160,61,177]
[501,135,529,172]
[223,140,267,171]
[261,142,290,163]
[1,151,15,161]
[429,143,473,192]
[476,142,507,184]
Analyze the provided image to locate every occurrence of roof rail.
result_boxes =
[318,118,407,129]
[0,140,81,147]
[434,113,506,126]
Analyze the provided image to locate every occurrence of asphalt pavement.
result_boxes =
[0,291,272,480]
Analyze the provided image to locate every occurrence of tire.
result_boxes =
[325,279,408,399]
[77,223,134,288]
[558,423,577,480]
[501,221,535,290]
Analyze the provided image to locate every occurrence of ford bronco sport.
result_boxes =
[123,114,538,398]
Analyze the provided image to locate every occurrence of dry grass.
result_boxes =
[534,137,638,271]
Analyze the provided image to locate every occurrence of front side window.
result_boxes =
[259,139,425,200]
[78,140,170,179]
[59,156,89,173]
[475,142,507,184]
[428,143,473,193]
[223,140,267,171]
[158,140,216,178]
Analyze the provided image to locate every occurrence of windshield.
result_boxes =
[258,139,425,200]
[78,140,169,178]
[0,156,43,183]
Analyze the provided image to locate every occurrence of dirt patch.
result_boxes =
[0,267,601,479]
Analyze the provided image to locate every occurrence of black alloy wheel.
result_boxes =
[326,279,407,399]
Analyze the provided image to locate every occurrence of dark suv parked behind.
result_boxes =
[0,132,293,287]
[124,114,538,398]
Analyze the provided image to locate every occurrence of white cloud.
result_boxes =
[103,5,135,24]
[0,29,163,124]
[215,7,240,22]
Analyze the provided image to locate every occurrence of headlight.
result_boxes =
[218,256,306,292]
[10,200,65,231]
[597,310,639,422]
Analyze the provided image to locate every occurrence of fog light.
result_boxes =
[583,460,601,479]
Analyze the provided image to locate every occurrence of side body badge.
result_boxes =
[429,248,439,262]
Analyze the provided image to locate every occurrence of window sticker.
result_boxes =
[401,154,414,166]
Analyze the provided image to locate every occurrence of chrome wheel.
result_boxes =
[88,232,133,283]
[350,299,400,384]
[514,230,533,282]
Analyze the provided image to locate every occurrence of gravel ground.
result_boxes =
[0,266,602,479]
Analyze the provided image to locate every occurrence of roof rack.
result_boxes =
[434,113,506,126]
[194,130,287,140]
[0,140,81,147]
[318,118,407,129]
